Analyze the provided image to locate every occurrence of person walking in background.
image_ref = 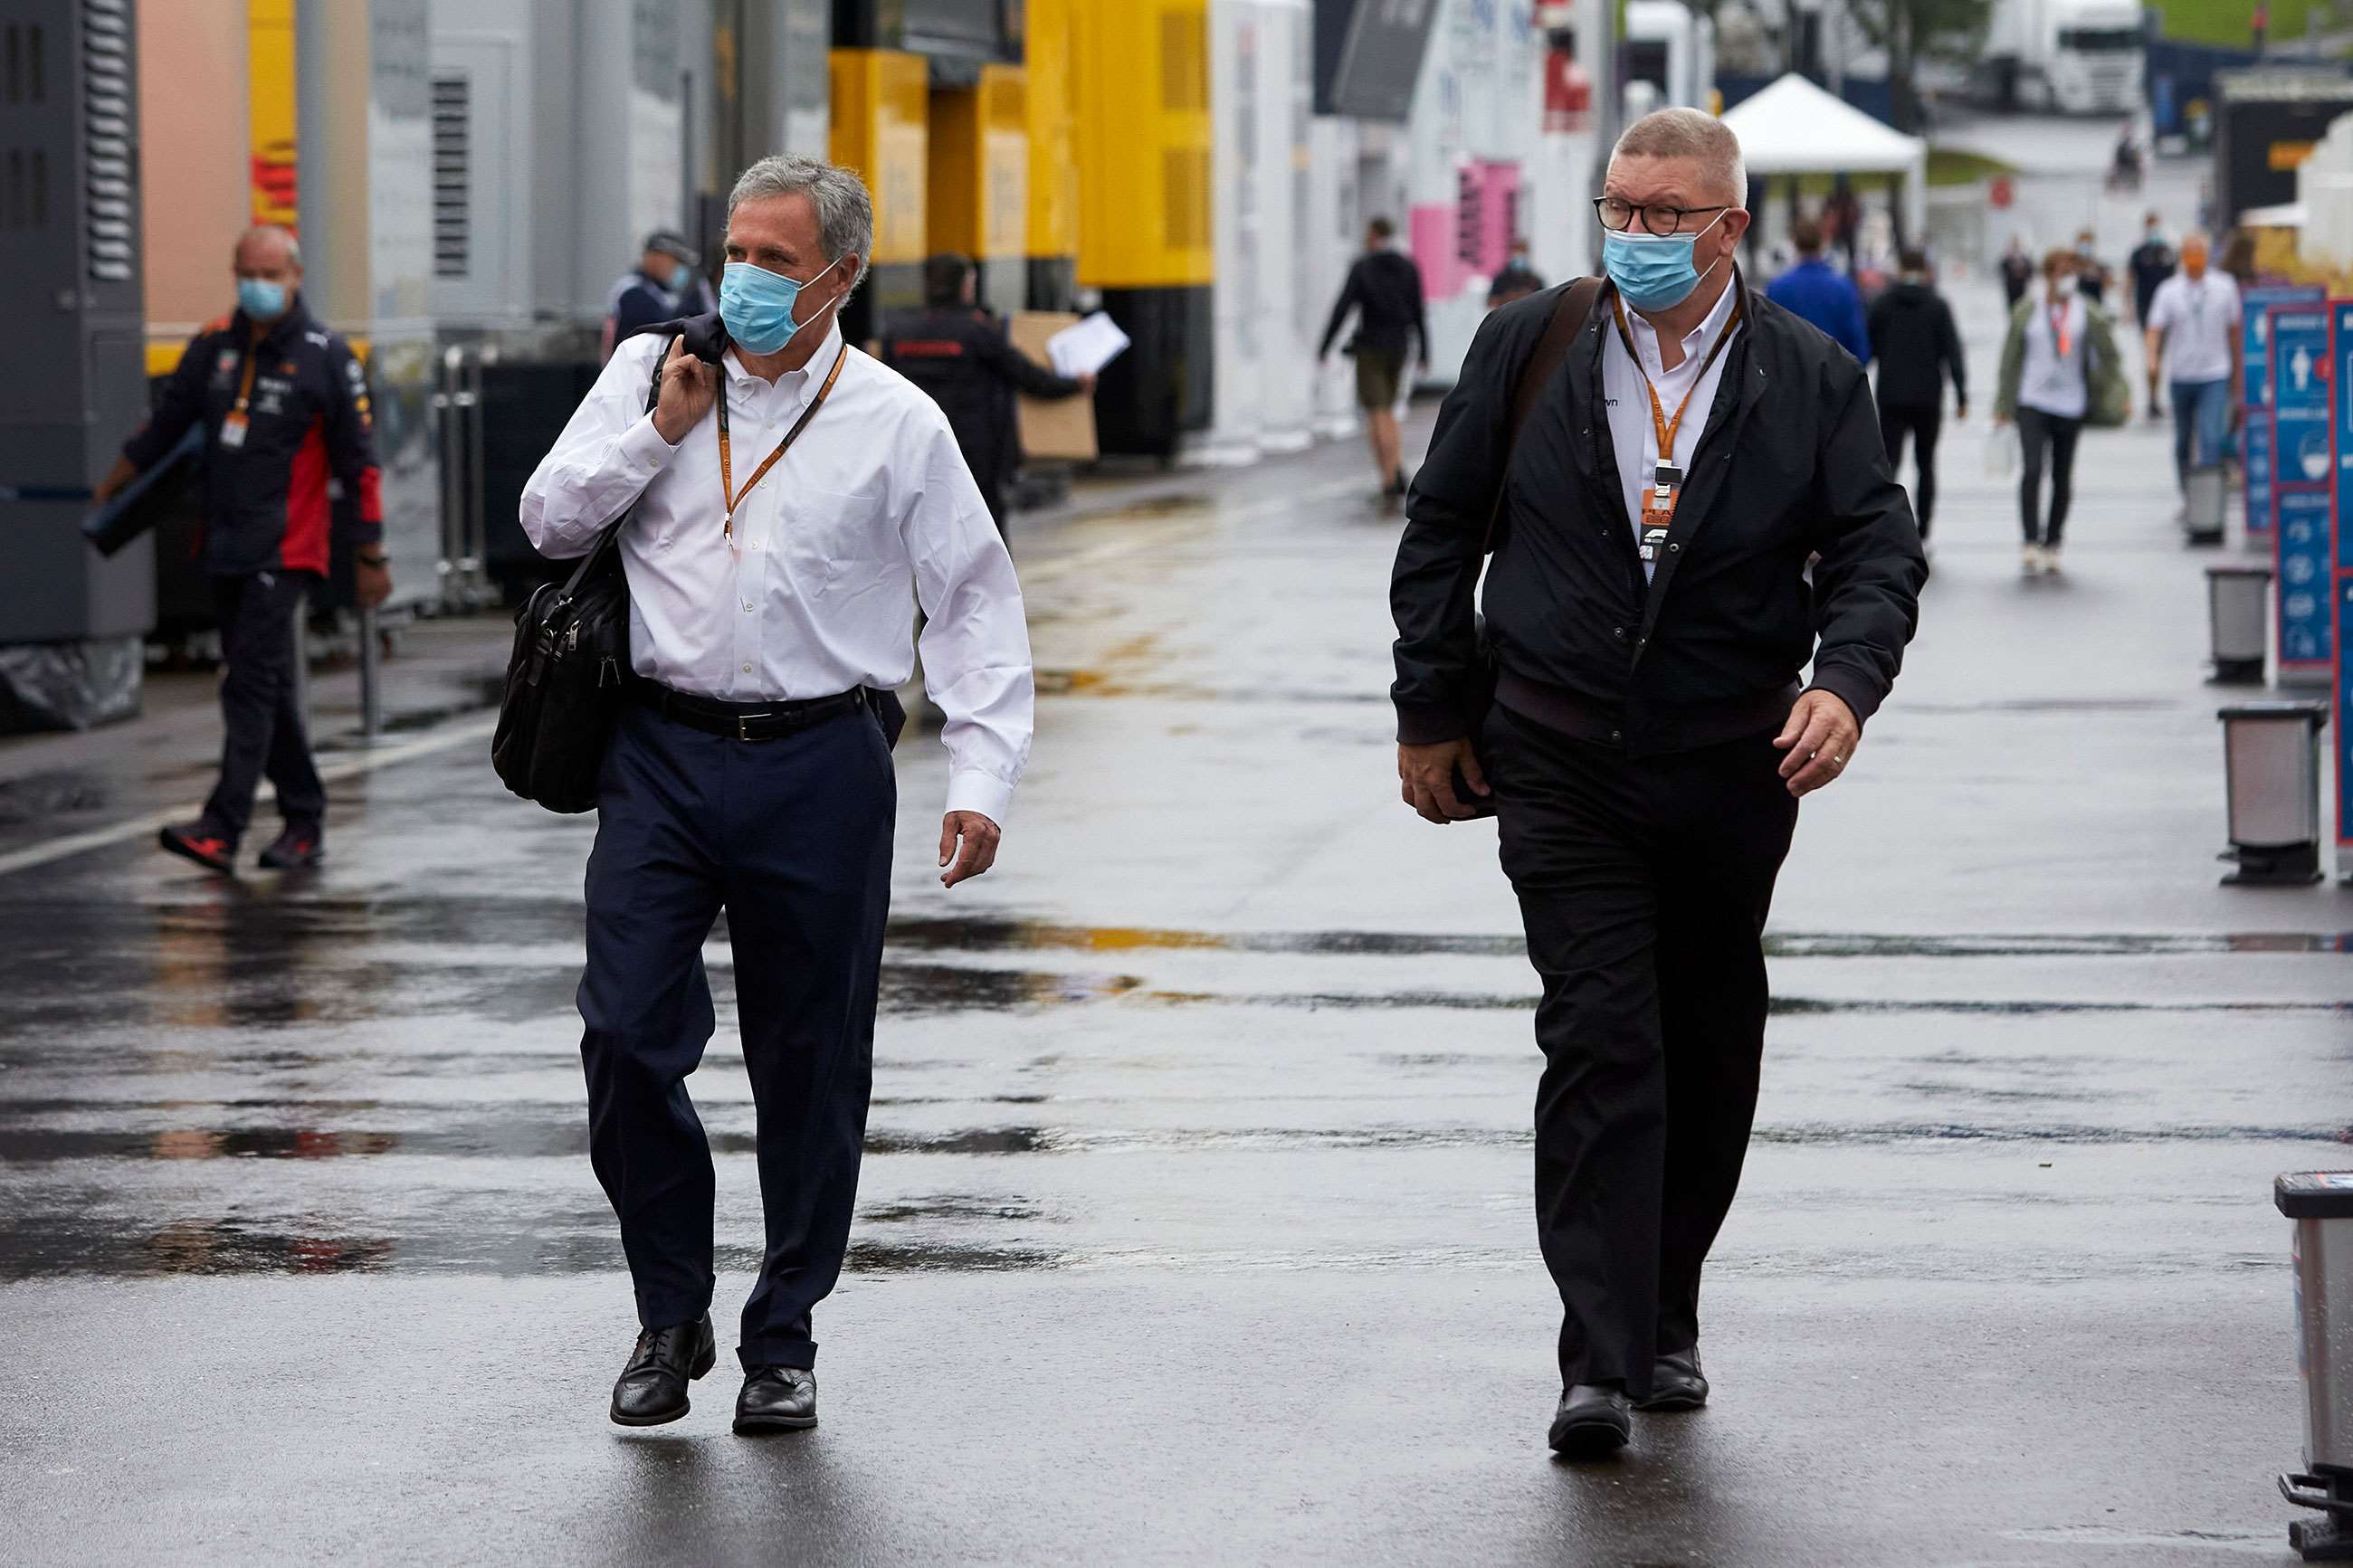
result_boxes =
[92,225,391,874]
[1996,250,2119,575]
[1866,247,1967,545]
[602,232,718,363]
[1824,175,1862,272]
[2072,230,2110,307]
[1998,236,2036,310]
[880,252,1094,531]
[1392,108,1924,1460]
[1319,217,1430,502]
[2143,232,2243,512]
[1488,240,1546,309]
[1765,219,1871,365]
[2127,212,2177,421]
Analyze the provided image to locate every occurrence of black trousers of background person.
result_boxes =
[1876,402,1943,539]
[1481,701,1799,1400]
[203,569,326,843]
[2015,406,2083,547]
[578,699,895,1371]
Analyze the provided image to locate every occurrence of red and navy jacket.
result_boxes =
[122,294,383,577]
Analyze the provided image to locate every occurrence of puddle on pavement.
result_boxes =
[859,1194,1044,1224]
[0,1219,397,1279]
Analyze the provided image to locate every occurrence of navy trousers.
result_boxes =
[578,699,895,1371]
[203,569,326,842]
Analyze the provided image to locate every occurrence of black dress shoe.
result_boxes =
[609,1314,716,1427]
[1548,1383,1632,1458]
[729,1363,823,1439]
[1634,1348,1709,1412]
[257,826,324,870]
[733,1365,817,1433]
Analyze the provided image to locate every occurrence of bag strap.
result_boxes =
[557,337,678,599]
[1482,276,1605,554]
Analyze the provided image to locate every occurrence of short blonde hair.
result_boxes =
[1610,109,1748,207]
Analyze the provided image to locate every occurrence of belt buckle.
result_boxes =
[737,712,773,742]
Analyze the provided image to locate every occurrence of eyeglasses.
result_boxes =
[1594,196,1731,237]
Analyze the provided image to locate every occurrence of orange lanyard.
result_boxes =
[231,347,260,414]
[2047,302,2072,359]
[716,344,849,542]
[1611,295,1742,556]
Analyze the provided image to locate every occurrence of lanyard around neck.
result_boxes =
[715,343,849,542]
[1611,293,1744,465]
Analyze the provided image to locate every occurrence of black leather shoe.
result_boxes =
[1548,1383,1632,1458]
[733,1365,817,1433]
[609,1314,716,1427]
[1634,1348,1709,1411]
[257,826,324,870]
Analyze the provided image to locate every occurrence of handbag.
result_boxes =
[491,342,672,813]
[1451,276,1605,818]
[2083,307,2130,430]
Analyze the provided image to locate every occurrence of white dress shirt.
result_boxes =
[2145,270,2243,385]
[519,321,1034,826]
[1601,279,1743,581]
[2018,287,2090,420]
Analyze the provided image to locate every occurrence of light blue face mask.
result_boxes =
[236,278,289,320]
[719,256,846,356]
[1601,212,1729,313]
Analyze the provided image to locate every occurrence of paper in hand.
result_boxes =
[1045,312,1131,379]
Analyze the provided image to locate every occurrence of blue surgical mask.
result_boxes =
[667,261,693,290]
[719,256,846,356]
[1601,212,1729,313]
[236,278,288,320]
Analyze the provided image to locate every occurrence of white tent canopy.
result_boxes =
[1718,72,1929,240]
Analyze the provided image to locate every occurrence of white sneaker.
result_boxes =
[2022,544,2043,575]
[2042,546,2063,575]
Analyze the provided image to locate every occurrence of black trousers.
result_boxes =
[578,700,895,1371]
[1483,702,1798,1398]
[1876,401,1942,538]
[203,569,325,842]
[2015,407,2082,546]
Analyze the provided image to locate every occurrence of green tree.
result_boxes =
[1844,0,1996,134]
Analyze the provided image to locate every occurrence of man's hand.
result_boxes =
[652,337,719,445]
[1398,737,1488,824]
[93,455,138,506]
[1076,372,1098,394]
[355,556,393,609]
[939,811,1001,889]
[1773,689,1860,798]
[1955,402,1968,423]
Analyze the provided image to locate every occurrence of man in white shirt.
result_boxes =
[2142,232,2243,497]
[521,156,1034,1435]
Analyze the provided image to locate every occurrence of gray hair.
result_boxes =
[233,224,300,269]
[728,156,874,290]
[1610,109,1748,208]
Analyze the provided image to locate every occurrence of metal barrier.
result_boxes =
[433,345,499,613]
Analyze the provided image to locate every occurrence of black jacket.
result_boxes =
[122,295,383,577]
[2128,238,2176,321]
[1392,278,1926,755]
[878,306,1084,496]
[1867,280,1967,410]
[1319,251,1429,364]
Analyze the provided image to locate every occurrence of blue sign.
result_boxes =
[2338,301,2353,567]
[2340,578,2353,850]
[2274,306,2333,481]
[2278,488,2333,671]
[2247,415,2275,537]
[2246,286,2327,408]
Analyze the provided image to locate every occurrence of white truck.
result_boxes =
[1984,0,2146,116]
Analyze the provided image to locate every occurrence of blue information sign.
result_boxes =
[2339,577,2353,853]
[2245,286,2328,535]
[2279,489,2334,671]
[2247,417,2275,537]
[2273,306,2333,479]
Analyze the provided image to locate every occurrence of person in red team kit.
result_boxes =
[96,225,392,873]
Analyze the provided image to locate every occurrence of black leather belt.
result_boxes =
[628,679,864,742]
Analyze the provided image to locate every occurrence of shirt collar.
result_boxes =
[723,318,845,392]
[1623,274,1740,378]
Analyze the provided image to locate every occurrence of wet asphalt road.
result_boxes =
[5,284,2353,1565]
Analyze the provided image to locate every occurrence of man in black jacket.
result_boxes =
[1390,109,1925,1460]
[95,225,391,875]
[879,253,1092,530]
[1866,248,1967,540]
[1319,217,1430,500]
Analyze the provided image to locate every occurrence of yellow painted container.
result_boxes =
[1072,0,1213,290]
[1025,0,1080,263]
[830,49,930,267]
[929,64,1030,263]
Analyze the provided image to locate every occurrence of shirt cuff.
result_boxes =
[945,768,1015,829]
[618,412,680,474]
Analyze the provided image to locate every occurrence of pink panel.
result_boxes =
[1474,161,1522,278]
[1411,204,1465,300]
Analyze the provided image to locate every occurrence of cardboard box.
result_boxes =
[1007,310,1098,463]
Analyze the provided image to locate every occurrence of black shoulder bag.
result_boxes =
[491,343,672,814]
[1452,276,1605,818]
